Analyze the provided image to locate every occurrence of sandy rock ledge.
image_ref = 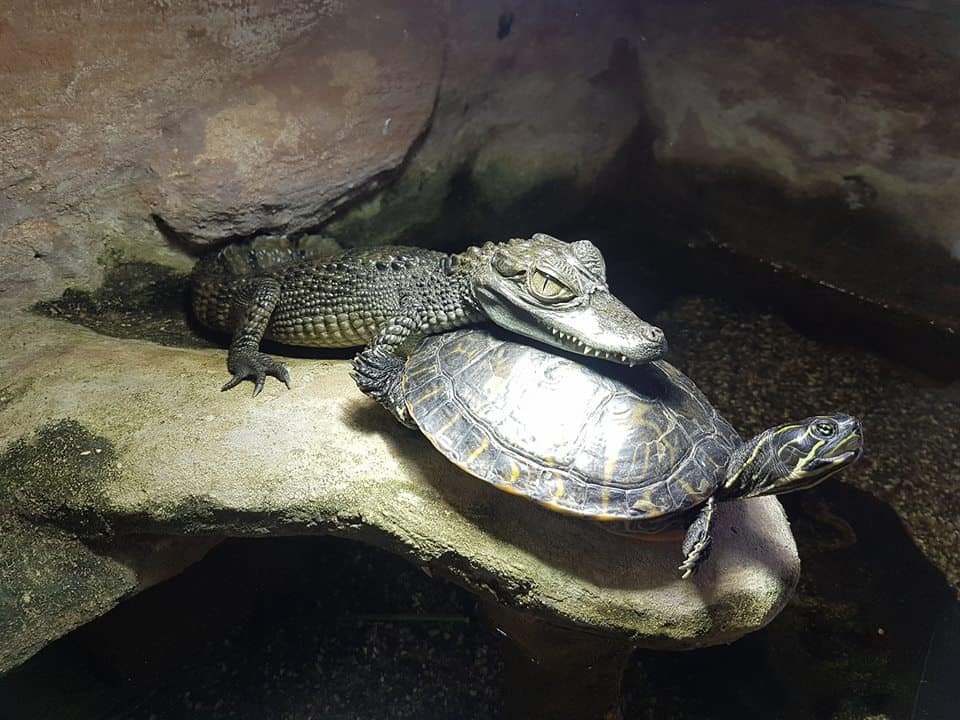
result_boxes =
[0,316,800,670]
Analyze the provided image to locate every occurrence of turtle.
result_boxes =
[400,328,863,577]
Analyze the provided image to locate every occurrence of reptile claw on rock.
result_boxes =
[221,352,291,396]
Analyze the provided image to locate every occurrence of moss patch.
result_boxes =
[0,420,119,535]
[32,261,209,349]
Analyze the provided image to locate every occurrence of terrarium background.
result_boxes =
[1,1,958,719]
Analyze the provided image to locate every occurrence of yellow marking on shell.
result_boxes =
[603,456,618,486]
[632,487,662,515]
[404,364,436,380]
[601,488,611,512]
[491,356,512,377]
[786,439,827,481]
[410,387,443,409]
[466,436,490,464]
[592,513,622,523]
[679,479,698,498]
[630,441,654,477]
[537,498,582,517]
[553,476,565,499]
[631,402,651,421]
[430,413,462,443]
[506,457,521,484]
[448,340,482,359]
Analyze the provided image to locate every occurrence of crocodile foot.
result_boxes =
[222,349,291,397]
[352,348,416,428]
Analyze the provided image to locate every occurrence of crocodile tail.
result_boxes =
[193,235,345,278]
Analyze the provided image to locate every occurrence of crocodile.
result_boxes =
[191,233,667,424]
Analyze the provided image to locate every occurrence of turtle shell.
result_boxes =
[403,328,741,530]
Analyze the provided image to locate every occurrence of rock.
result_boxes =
[4,0,959,332]
[0,220,98,311]
[146,1,445,241]
[0,0,444,243]
[0,514,219,673]
[626,0,960,332]
[0,309,800,670]
[325,1,656,249]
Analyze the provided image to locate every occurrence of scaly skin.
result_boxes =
[191,233,667,423]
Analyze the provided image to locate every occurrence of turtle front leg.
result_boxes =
[351,309,423,428]
[222,278,291,396]
[678,496,716,579]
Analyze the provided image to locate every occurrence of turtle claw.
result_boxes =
[352,348,416,428]
[678,497,716,579]
[678,543,711,580]
[222,349,291,396]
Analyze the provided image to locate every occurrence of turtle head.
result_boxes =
[461,233,666,365]
[719,415,863,499]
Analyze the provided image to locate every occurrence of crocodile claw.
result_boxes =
[222,350,291,396]
[352,348,415,428]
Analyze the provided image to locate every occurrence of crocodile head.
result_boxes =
[463,233,666,365]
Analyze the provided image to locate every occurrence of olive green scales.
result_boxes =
[191,233,666,423]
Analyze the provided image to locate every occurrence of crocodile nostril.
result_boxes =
[641,326,665,343]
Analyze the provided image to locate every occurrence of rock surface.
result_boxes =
[0,514,219,673]
[3,0,960,330]
[623,0,960,333]
[0,311,800,670]
[326,0,658,250]
[0,0,443,252]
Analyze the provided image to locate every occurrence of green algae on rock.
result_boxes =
[0,420,119,535]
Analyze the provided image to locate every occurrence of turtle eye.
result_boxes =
[492,252,525,278]
[812,421,836,438]
[529,268,576,303]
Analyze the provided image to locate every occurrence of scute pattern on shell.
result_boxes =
[403,329,741,528]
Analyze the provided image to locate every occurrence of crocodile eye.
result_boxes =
[529,268,576,303]
[812,421,836,438]
[492,252,525,278]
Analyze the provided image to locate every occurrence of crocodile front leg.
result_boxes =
[351,308,424,428]
[221,278,291,396]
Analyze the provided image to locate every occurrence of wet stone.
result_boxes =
[0,311,801,670]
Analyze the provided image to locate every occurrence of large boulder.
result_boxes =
[0,0,444,274]
[327,0,657,249]
[616,0,960,332]
[0,307,800,670]
[4,0,958,332]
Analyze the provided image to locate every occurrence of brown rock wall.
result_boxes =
[0,0,444,244]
